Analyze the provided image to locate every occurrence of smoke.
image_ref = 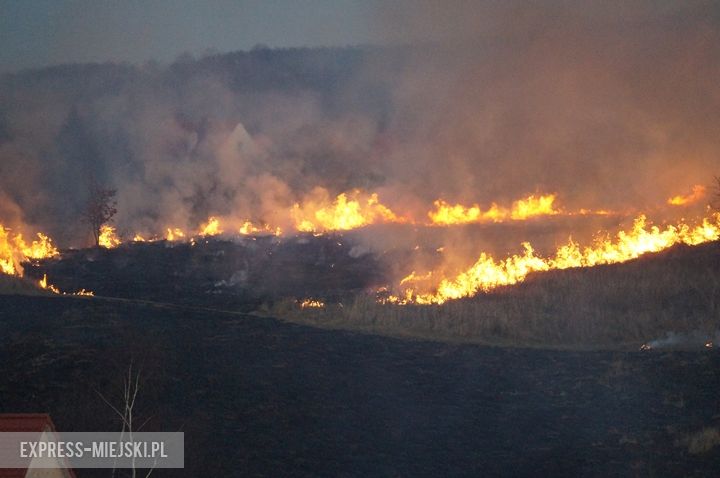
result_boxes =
[0,1,719,248]
[369,0,720,208]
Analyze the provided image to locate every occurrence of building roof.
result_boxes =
[0,414,56,433]
[0,414,76,478]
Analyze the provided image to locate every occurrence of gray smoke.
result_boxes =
[0,1,718,247]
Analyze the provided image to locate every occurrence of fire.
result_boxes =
[99,225,121,248]
[390,213,720,304]
[510,194,559,220]
[292,190,404,232]
[38,274,60,294]
[239,221,282,236]
[668,185,706,206]
[199,217,222,236]
[17,233,59,259]
[428,201,504,225]
[299,299,325,308]
[38,273,94,296]
[428,194,560,226]
[166,228,186,241]
[0,225,59,276]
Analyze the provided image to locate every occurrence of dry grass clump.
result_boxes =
[268,242,720,349]
[676,427,720,454]
[0,274,50,296]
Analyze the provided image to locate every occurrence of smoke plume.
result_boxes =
[0,1,718,247]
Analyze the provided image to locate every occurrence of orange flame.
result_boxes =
[38,273,60,294]
[166,228,186,241]
[38,273,94,296]
[428,194,560,226]
[292,189,404,232]
[99,225,121,248]
[389,213,720,304]
[668,184,706,206]
[299,299,325,308]
[239,221,282,236]
[0,225,59,276]
[199,217,222,236]
[510,194,560,220]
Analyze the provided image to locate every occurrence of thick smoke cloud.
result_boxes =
[0,1,719,246]
[370,0,720,207]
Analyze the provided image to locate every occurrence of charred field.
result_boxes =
[3,3,720,475]
[1,233,720,476]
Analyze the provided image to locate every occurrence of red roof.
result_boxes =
[0,414,56,433]
[0,414,76,478]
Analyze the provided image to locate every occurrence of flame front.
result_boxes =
[239,221,282,236]
[126,190,577,238]
[292,190,404,233]
[428,194,560,226]
[510,194,560,220]
[390,213,720,304]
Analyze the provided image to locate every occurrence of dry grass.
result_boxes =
[0,274,50,297]
[267,242,720,349]
[676,427,720,454]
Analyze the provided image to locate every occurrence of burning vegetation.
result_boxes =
[1,21,720,348]
[0,225,58,276]
[387,213,720,304]
[2,181,718,316]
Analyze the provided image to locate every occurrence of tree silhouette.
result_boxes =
[82,180,117,247]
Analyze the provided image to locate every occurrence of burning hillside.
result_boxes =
[2,190,718,314]
[0,3,719,340]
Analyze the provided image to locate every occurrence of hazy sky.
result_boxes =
[0,0,379,73]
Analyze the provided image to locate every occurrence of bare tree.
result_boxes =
[97,362,155,478]
[82,179,117,247]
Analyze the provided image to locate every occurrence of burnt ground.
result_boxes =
[23,235,388,309]
[1,295,720,477]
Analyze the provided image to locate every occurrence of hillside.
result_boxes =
[1,295,719,476]
[272,240,720,349]
[17,233,720,350]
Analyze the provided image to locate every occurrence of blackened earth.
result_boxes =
[1,295,719,477]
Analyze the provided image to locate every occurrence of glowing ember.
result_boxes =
[299,299,325,308]
[98,225,121,248]
[389,213,720,304]
[668,185,706,206]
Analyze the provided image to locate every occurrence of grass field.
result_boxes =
[270,241,720,349]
